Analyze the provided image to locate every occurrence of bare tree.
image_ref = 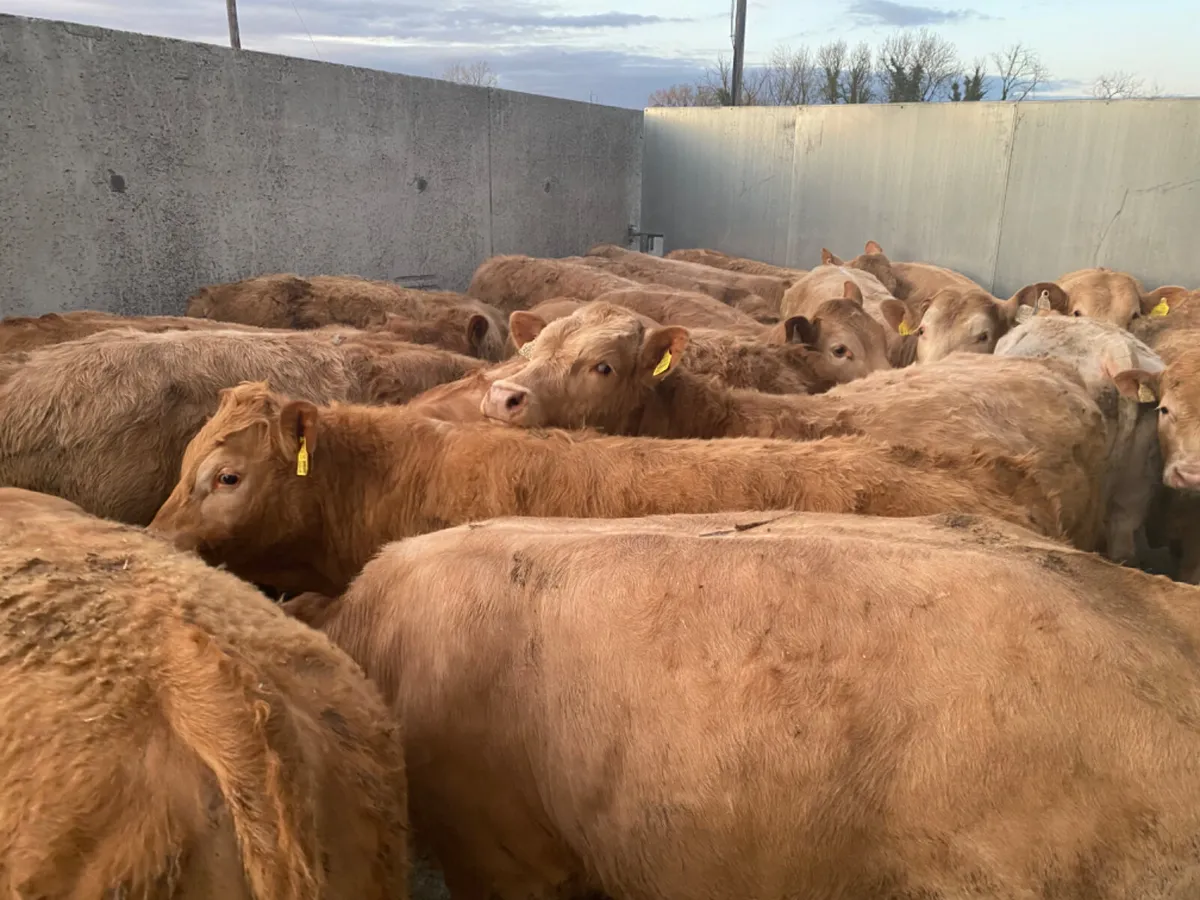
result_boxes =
[696,55,766,106]
[442,61,498,88]
[647,84,702,107]
[763,45,819,105]
[844,42,874,104]
[1091,70,1162,100]
[991,43,1048,101]
[817,40,848,104]
[878,28,959,102]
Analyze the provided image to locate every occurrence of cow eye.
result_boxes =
[916,326,926,337]
[1159,405,1170,417]
[976,333,990,343]
[594,362,612,375]
[832,345,852,359]
[217,472,241,487]
[1072,310,1083,317]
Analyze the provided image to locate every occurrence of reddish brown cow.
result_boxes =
[481,305,1110,554]
[0,328,483,524]
[0,310,272,354]
[779,276,897,380]
[0,487,409,899]
[822,240,982,307]
[467,255,639,312]
[148,382,1060,595]
[319,510,1200,900]
[666,247,809,280]
[186,274,509,360]
[587,243,789,312]
[1057,267,1163,329]
[516,303,836,393]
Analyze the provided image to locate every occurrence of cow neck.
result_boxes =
[649,371,831,440]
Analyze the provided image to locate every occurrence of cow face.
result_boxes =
[148,382,326,593]
[787,292,893,384]
[481,303,687,433]
[1113,350,1200,492]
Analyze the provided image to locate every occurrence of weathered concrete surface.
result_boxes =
[643,100,1200,294]
[0,14,643,316]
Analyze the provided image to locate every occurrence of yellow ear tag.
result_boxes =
[652,349,672,377]
[296,437,310,477]
[1150,300,1170,317]
[898,321,912,336]
[1137,383,1156,404]
[518,342,534,359]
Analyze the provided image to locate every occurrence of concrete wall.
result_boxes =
[0,14,643,317]
[642,100,1200,297]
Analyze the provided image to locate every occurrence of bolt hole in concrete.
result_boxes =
[412,176,428,193]
[544,179,553,193]
[107,171,126,193]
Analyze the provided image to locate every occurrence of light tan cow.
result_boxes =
[1056,267,1163,329]
[0,487,410,899]
[665,247,808,280]
[316,510,1200,900]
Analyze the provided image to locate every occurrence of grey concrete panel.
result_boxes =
[0,14,643,317]
[786,103,1016,286]
[641,107,798,265]
[488,89,642,259]
[993,99,1200,296]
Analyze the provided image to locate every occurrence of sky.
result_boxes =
[4,0,1198,108]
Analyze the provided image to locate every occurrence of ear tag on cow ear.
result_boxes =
[652,349,672,377]
[1036,290,1052,311]
[518,342,534,359]
[897,321,911,336]
[1150,300,1171,317]
[1015,305,1034,324]
[1137,383,1156,404]
[296,437,310,477]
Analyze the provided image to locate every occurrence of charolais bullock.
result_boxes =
[1056,267,1164,329]
[317,509,1200,900]
[0,487,409,899]
[148,382,1061,595]
[0,328,483,524]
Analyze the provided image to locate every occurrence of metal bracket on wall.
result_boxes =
[627,225,665,256]
[392,274,442,291]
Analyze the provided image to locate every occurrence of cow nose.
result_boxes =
[1164,462,1200,493]
[481,381,529,423]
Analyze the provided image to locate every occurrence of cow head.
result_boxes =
[822,241,903,298]
[481,303,688,432]
[1061,270,1160,329]
[787,283,894,383]
[1113,349,1200,492]
[148,382,330,593]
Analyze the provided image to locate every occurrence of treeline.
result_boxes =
[649,28,1158,107]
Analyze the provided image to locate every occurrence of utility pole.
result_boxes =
[730,0,747,105]
[226,0,242,49]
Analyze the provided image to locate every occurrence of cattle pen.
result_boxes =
[5,10,1200,900]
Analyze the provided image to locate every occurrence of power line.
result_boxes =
[289,0,323,60]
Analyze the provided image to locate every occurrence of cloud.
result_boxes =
[845,1,993,27]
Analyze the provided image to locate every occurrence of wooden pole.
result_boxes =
[226,0,242,50]
[730,0,747,105]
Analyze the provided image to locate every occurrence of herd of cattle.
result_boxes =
[4,239,1200,898]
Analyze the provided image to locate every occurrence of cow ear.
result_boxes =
[865,240,884,255]
[879,299,908,333]
[822,248,843,266]
[640,326,690,381]
[1111,368,1162,405]
[279,400,320,467]
[785,315,819,347]
[508,311,547,350]
[1142,286,1185,316]
[842,281,864,304]
[466,314,491,355]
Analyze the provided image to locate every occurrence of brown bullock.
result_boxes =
[0,487,409,899]
[467,255,638,312]
[665,247,808,280]
[779,276,897,380]
[186,274,509,360]
[0,328,482,525]
[823,241,983,305]
[148,382,1060,595]
[319,510,1200,900]
[0,310,272,355]
[587,242,789,312]
[1056,267,1162,329]
[515,303,836,393]
[480,305,1109,553]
